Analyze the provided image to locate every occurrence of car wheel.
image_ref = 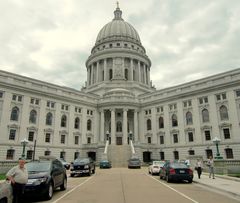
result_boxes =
[92,167,95,174]
[60,177,67,190]
[70,173,74,177]
[45,182,54,200]
[188,179,193,183]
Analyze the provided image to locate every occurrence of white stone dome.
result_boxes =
[95,6,141,45]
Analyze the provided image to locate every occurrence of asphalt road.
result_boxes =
[28,167,239,203]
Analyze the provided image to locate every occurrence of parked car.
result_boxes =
[59,158,71,170]
[0,180,12,203]
[128,158,141,169]
[99,160,112,169]
[160,161,193,183]
[148,160,165,175]
[24,156,67,200]
[70,158,95,177]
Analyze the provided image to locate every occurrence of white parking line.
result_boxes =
[147,174,199,203]
[52,176,94,203]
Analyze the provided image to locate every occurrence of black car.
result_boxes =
[70,158,95,177]
[160,161,193,183]
[128,158,141,169]
[24,156,67,200]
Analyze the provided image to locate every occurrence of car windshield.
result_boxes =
[130,159,140,162]
[26,162,51,172]
[101,160,108,163]
[74,158,89,164]
[170,163,188,168]
[153,161,165,165]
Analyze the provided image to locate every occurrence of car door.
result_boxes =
[52,160,64,187]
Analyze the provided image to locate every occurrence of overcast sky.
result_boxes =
[0,0,240,90]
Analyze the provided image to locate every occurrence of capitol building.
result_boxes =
[0,5,240,165]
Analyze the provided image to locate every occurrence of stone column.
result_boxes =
[147,66,150,85]
[143,64,147,84]
[111,109,116,144]
[138,61,141,82]
[104,59,107,81]
[100,110,105,143]
[134,110,139,143]
[90,65,93,85]
[130,59,134,81]
[96,61,99,83]
[123,108,128,144]
[81,108,87,144]
[87,67,90,86]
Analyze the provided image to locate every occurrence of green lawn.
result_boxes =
[0,174,6,180]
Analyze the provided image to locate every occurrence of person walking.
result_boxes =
[195,159,203,179]
[207,156,215,179]
[6,158,28,203]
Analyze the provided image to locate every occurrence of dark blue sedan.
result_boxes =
[99,160,112,169]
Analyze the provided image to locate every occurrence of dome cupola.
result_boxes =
[95,4,141,46]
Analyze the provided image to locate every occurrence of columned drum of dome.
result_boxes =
[84,5,154,96]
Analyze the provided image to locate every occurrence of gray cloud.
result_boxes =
[0,0,240,90]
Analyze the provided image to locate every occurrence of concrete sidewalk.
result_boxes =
[193,172,240,200]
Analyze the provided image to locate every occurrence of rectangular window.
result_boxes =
[160,136,164,144]
[6,150,14,160]
[61,135,65,144]
[44,151,51,156]
[12,95,17,101]
[147,137,152,144]
[28,131,34,142]
[45,133,51,143]
[0,91,3,98]
[87,137,91,144]
[236,90,240,97]
[75,136,79,145]
[188,150,195,155]
[74,152,80,159]
[225,148,233,159]
[188,132,194,142]
[26,150,33,160]
[60,151,66,159]
[9,129,16,140]
[173,134,178,143]
[47,101,55,108]
[18,96,22,102]
[160,152,165,160]
[206,149,213,159]
[30,98,34,104]
[205,130,211,141]
[223,128,230,139]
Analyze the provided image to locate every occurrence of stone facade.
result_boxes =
[0,6,240,163]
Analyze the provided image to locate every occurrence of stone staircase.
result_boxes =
[108,144,132,167]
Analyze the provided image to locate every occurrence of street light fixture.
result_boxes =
[21,138,29,158]
[129,131,133,141]
[212,137,223,159]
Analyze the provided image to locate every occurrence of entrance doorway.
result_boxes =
[116,137,122,145]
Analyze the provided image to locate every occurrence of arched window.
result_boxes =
[125,69,128,80]
[159,117,164,128]
[46,112,53,125]
[74,117,80,129]
[87,119,92,131]
[10,107,19,121]
[172,114,178,127]
[109,69,113,80]
[220,105,229,120]
[116,121,122,132]
[61,115,67,127]
[29,110,37,124]
[186,111,193,125]
[202,109,209,122]
[147,119,152,130]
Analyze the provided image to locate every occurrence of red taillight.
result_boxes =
[169,168,175,174]
[188,169,193,175]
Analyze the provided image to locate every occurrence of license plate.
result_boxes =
[179,170,185,173]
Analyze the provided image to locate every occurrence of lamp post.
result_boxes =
[21,138,29,158]
[212,137,223,159]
